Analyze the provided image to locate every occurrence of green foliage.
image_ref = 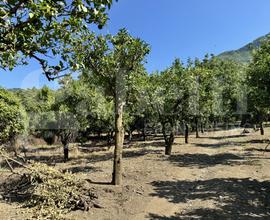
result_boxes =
[0,88,27,144]
[75,28,150,96]
[75,29,150,147]
[12,86,57,144]
[0,0,115,79]
[52,76,114,144]
[247,37,270,122]
[143,59,194,152]
[11,88,40,112]
[146,59,192,125]
[192,56,245,122]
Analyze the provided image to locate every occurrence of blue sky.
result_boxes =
[1,0,270,89]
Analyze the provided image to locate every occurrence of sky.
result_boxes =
[1,0,270,89]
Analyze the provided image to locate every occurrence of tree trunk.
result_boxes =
[260,122,264,135]
[195,117,199,138]
[162,122,175,155]
[107,132,112,145]
[112,71,125,185]
[201,123,204,134]
[128,130,132,142]
[165,142,172,155]
[214,120,217,131]
[63,144,69,162]
[112,98,124,185]
[185,123,189,144]
[165,128,175,155]
[142,118,146,141]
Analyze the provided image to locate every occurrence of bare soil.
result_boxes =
[1,128,270,219]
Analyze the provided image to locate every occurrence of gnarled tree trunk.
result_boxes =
[162,122,175,155]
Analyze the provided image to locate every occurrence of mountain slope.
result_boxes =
[218,33,270,63]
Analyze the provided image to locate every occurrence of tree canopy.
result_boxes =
[0,88,27,144]
[0,0,115,79]
[247,37,270,131]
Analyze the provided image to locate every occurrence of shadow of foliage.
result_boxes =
[123,149,163,158]
[194,142,238,148]
[26,155,65,165]
[200,134,246,140]
[27,146,60,153]
[167,153,244,168]
[149,178,270,219]
[62,165,102,174]
[25,147,162,167]
[127,141,165,149]
[245,148,270,153]
[194,138,270,149]
[239,139,270,145]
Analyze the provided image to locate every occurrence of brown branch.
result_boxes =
[29,52,70,81]
[0,151,30,170]
[4,158,14,172]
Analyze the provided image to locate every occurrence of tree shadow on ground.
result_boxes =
[194,139,269,149]
[129,134,165,142]
[199,134,246,140]
[24,146,163,167]
[123,149,163,158]
[62,165,102,174]
[26,154,65,165]
[127,141,165,149]
[80,140,114,151]
[245,148,270,153]
[73,148,163,166]
[148,178,270,219]
[167,153,244,168]
[194,142,239,148]
[239,139,270,145]
[26,146,60,154]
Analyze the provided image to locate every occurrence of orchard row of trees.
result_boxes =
[2,53,246,148]
[1,34,270,184]
[0,1,269,185]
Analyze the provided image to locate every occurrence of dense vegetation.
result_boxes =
[0,88,27,146]
[2,39,270,161]
[0,0,114,79]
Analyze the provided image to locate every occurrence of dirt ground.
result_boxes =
[1,128,270,220]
